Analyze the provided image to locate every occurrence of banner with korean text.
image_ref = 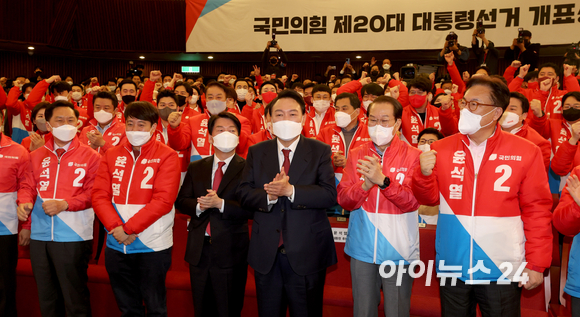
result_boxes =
[186,0,580,52]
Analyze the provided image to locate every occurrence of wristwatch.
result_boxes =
[378,176,390,190]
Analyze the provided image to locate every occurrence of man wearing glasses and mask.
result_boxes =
[412,76,553,317]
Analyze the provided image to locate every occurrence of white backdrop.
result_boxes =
[186,0,580,52]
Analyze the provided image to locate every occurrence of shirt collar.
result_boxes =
[213,153,235,169]
[54,140,72,152]
[276,136,300,153]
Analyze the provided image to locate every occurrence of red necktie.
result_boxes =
[55,148,65,159]
[282,149,291,175]
[207,161,225,236]
[279,150,291,247]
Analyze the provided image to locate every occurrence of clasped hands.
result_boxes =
[264,171,293,201]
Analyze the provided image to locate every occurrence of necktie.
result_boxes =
[207,161,225,236]
[279,149,291,247]
[55,148,65,159]
[282,149,291,175]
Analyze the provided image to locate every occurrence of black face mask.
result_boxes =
[35,71,42,75]
[158,107,175,121]
[563,108,580,122]
[371,71,379,77]
[176,95,186,107]
[121,95,136,104]
[432,102,442,108]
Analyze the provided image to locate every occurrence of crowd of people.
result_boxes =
[1,29,580,317]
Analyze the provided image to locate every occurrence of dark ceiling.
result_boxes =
[0,0,572,64]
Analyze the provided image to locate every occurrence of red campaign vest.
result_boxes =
[400,105,441,146]
[319,123,371,176]
[307,107,336,135]
[154,120,191,173]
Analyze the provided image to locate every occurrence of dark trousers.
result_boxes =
[440,280,522,317]
[189,238,247,317]
[105,247,172,317]
[0,234,18,317]
[572,296,580,317]
[254,247,326,317]
[30,240,93,317]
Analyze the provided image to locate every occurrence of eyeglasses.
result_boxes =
[459,98,497,112]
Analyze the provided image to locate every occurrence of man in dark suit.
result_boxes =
[175,112,251,317]
[237,89,338,317]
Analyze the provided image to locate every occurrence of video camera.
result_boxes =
[269,32,279,52]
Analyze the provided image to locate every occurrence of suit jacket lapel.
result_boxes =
[201,156,214,190]
[263,139,282,181]
[288,135,311,184]
[217,154,243,195]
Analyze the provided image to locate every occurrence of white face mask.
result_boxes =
[212,131,239,153]
[236,89,248,100]
[189,95,199,105]
[368,124,394,146]
[335,111,355,128]
[417,143,431,153]
[116,94,122,101]
[362,100,372,111]
[50,124,77,142]
[313,100,331,113]
[206,100,227,115]
[163,82,171,88]
[229,79,236,85]
[500,111,521,129]
[298,92,304,97]
[331,93,337,102]
[94,110,114,124]
[54,95,68,102]
[66,81,73,85]
[272,120,302,141]
[384,92,391,97]
[23,93,30,100]
[458,108,496,135]
[108,85,117,92]
[383,64,391,70]
[126,129,153,147]
[444,89,452,95]
[71,92,82,101]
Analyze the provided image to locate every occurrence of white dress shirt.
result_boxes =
[467,137,487,174]
[267,137,299,206]
[313,110,327,135]
[196,153,235,217]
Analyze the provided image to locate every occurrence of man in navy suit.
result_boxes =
[237,89,337,317]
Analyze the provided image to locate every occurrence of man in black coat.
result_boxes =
[175,112,251,317]
[237,89,337,317]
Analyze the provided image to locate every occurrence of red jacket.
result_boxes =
[307,106,336,135]
[513,123,551,172]
[400,104,458,146]
[528,109,571,155]
[0,134,34,232]
[153,119,191,174]
[553,166,580,236]
[338,137,421,264]
[509,74,580,121]
[91,138,180,254]
[79,118,126,155]
[551,140,580,176]
[6,80,49,143]
[167,111,250,162]
[239,129,274,158]
[337,79,409,114]
[21,131,51,152]
[316,122,370,180]
[22,135,101,242]
[411,127,553,280]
